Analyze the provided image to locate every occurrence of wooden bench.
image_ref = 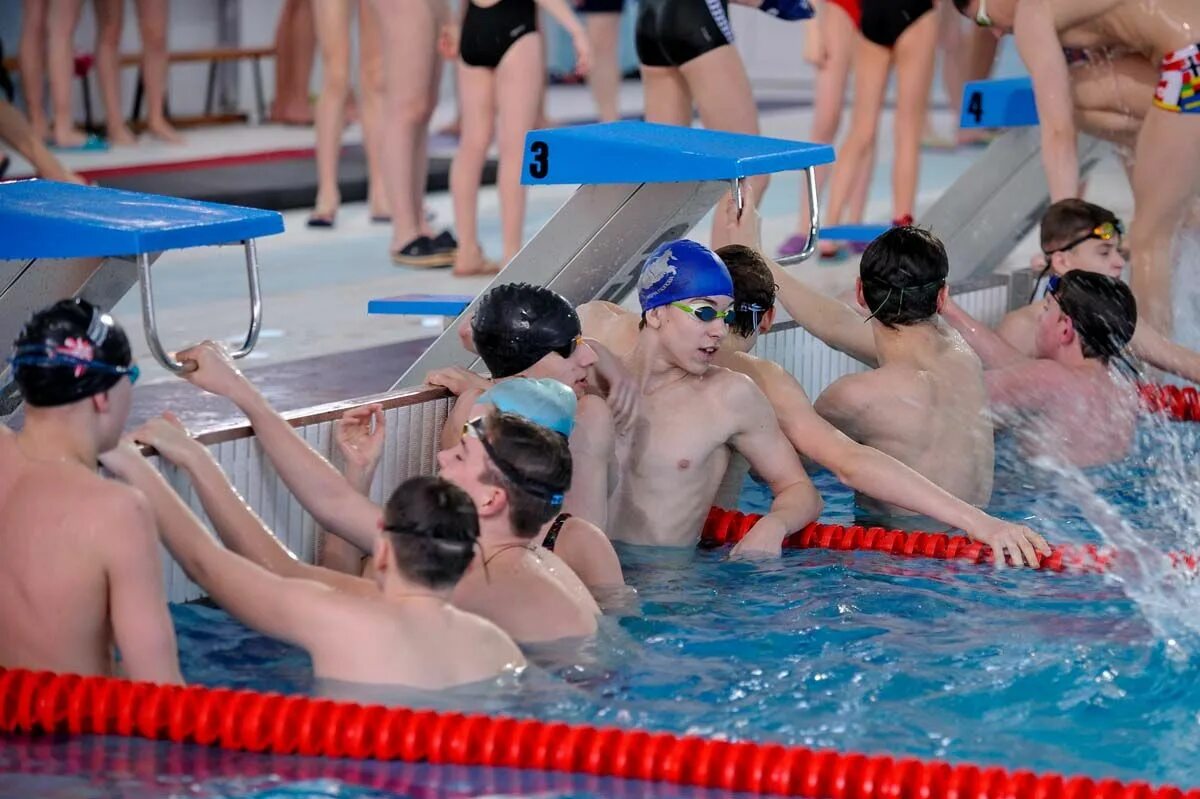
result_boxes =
[1,47,274,129]
[119,46,275,125]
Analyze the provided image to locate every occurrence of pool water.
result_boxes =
[3,422,1200,798]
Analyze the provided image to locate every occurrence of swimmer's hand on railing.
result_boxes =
[586,340,639,434]
[729,515,787,559]
[173,341,257,404]
[426,366,491,397]
[723,181,763,252]
[130,412,207,469]
[968,518,1052,568]
[334,404,386,492]
[98,437,158,483]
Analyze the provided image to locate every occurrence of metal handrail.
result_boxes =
[138,240,263,373]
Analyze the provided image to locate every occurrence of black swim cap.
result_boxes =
[10,299,134,407]
[471,283,581,379]
[1049,271,1137,366]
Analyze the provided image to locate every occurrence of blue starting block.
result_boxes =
[822,224,890,242]
[368,294,472,318]
[0,180,283,399]
[521,121,834,186]
[396,122,840,387]
[960,77,1038,129]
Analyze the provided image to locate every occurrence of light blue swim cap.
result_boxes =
[479,377,577,437]
[637,239,734,313]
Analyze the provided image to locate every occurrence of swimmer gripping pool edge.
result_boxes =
[0,667,1194,799]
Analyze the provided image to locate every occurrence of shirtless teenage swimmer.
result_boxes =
[0,300,181,683]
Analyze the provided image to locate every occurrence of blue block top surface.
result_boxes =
[960,77,1038,129]
[368,294,473,316]
[0,180,285,260]
[822,224,890,242]
[521,122,835,186]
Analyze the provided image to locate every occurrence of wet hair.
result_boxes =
[859,227,949,328]
[472,283,581,379]
[476,412,572,538]
[716,245,777,338]
[1050,270,1137,367]
[382,476,479,589]
[1041,199,1120,254]
[11,299,133,408]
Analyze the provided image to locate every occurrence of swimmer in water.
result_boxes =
[168,341,598,646]
[336,378,627,598]
[101,418,525,690]
[747,215,1000,524]
[997,200,1200,384]
[943,270,1139,467]
[579,200,1048,566]
[598,239,824,556]
[428,282,631,531]
[951,0,1200,337]
[0,300,181,682]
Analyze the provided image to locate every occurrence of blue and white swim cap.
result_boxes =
[479,377,577,438]
[637,239,734,313]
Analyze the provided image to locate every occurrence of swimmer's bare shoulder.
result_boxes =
[996,305,1039,357]
[813,369,900,440]
[557,515,625,588]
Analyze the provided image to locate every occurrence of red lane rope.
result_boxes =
[700,507,1200,573]
[0,667,1194,798]
[1138,384,1200,422]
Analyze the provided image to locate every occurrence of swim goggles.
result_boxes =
[9,348,140,385]
[973,0,992,27]
[1045,220,1124,256]
[551,334,585,360]
[462,416,565,505]
[670,302,736,325]
[737,303,768,331]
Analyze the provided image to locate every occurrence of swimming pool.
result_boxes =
[3,420,1198,799]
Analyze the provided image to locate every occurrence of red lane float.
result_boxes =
[701,507,1200,574]
[1,667,1195,799]
[1138,384,1200,422]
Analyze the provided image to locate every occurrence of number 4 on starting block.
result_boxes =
[960,77,1040,129]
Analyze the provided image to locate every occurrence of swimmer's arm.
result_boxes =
[729,375,824,540]
[941,298,1029,368]
[768,366,993,531]
[124,457,357,647]
[564,395,615,530]
[1014,0,1081,201]
[229,389,381,553]
[103,489,184,685]
[765,263,879,366]
[440,389,485,451]
[1131,324,1200,386]
[532,0,585,38]
[172,445,374,596]
[175,343,380,551]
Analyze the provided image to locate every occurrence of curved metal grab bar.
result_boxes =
[776,166,820,265]
[138,239,263,373]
